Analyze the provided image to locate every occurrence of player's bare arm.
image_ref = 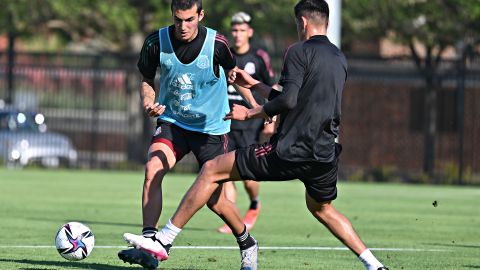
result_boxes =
[140,77,166,117]
[227,68,259,108]
[232,68,277,100]
[224,104,268,121]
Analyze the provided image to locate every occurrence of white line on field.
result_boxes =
[0,246,447,252]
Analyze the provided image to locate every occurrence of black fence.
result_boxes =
[0,50,479,184]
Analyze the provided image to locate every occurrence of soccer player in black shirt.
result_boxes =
[217,11,277,234]
[118,1,259,269]
[152,0,389,269]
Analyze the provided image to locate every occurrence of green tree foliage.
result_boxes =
[343,0,480,57]
[0,0,299,53]
[0,0,167,52]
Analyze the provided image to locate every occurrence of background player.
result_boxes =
[217,11,277,234]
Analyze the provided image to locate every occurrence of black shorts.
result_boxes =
[228,129,260,151]
[151,120,229,166]
[235,143,342,202]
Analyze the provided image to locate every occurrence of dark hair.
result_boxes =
[171,0,202,14]
[294,0,329,23]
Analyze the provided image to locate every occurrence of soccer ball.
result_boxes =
[55,222,95,261]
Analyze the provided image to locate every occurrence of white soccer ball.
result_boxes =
[55,222,95,261]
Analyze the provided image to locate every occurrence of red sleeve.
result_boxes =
[256,48,276,86]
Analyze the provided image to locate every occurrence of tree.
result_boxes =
[0,0,298,53]
[343,0,480,177]
[0,0,166,52]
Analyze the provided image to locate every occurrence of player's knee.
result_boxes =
[145,159,168,183]
[202,159,216,172]
[306,199,332,218]
[200,160,221,181]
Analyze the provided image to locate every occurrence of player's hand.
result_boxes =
[145,102,166,117]
[227,68,237,84]
[233,68,259,89]
[224,104,249,121]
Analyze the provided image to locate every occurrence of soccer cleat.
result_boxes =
[217,224,233,234]
[377,267,389,270]
[240,240,258,270]
[243,203,261,230]
[118,248,158,270]
[123,233,171,261]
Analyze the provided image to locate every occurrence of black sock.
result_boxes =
[234,225,256,250]
[142,227,157,238]
[249,200,259,210]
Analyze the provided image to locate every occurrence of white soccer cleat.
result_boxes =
[123,233,170,261]
[240,240,258,270]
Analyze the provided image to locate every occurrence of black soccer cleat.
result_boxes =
[378,267,389,270]
[118,248,159,270]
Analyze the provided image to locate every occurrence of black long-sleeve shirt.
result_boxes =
[266,35,347,163]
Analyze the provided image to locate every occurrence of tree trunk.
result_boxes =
[7,32,15,104]
[423,75,437,177]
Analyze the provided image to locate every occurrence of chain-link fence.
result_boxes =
[342,54,480,184]
[1,51,479,184]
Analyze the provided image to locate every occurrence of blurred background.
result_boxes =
[0,0,479,185]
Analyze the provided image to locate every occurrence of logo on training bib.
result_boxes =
[196,55,210,69]
[172,73,195,90]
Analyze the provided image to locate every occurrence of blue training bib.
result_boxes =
[157,27,230,135]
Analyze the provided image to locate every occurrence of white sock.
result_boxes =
[358,249,383,270]
[155,219,182,245]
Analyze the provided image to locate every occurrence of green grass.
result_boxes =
[0,169,479,270]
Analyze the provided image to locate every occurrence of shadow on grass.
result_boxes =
[464,266,480,269]
[27,217,212,232]
[28,215,214,232]
[0,259,198,270]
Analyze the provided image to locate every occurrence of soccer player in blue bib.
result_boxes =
[118,1,259,269]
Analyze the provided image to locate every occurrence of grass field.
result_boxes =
[0,169,479,270]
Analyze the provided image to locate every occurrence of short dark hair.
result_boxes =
[171,0,202,14]
[294,0,329,24]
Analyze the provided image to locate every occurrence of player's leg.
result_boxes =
[225,181,238,203]
[302,152,388,270]
[151,151,257,269]
[175,151,258,270]
[171,151,243,229]
[154,143,281,267]
[305,195,367,254]
[119,141,177,267]
[217,181,238,233]
[242,180,261,230]
[142,142,177,229]
[305,195,387,270]
[120,122,187,266]
[233,129,262,231]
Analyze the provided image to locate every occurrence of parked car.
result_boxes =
[0,107,77,168]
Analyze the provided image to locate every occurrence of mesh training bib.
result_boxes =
[157,27,230,135]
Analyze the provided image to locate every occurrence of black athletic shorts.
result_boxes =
[235,143,342,202]
[151,119,229,166]
[228,129,260,151]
